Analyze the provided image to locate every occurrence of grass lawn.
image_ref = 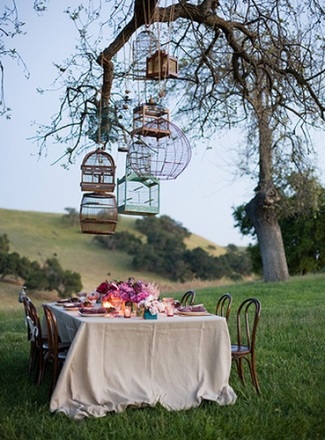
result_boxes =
[0,275,324,440]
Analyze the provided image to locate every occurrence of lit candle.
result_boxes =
[102,301,111,309]
[124,306,132,318]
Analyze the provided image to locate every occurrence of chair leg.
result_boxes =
[50,358,59,395]
[29,342,36,374]
[248,355,261,394]
[236,357,246,385]
[35,347,45,386]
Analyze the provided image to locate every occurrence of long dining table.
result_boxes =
[45,303,237,419]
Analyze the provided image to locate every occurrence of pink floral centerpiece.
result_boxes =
[96,277,160,307]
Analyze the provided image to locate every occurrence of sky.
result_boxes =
[1,2,323,248]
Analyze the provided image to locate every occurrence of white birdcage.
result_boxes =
[132,30,158,80]
[128,119,191,180]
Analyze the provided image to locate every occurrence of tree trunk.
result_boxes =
[246,86,289,282]
[246,192,289,282]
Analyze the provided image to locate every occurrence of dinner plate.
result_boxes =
[64,307,80,312]
[78,312,107,317]
[177,311,211,316]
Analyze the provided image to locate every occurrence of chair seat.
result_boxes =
[58,351,69,362]
[231,344,251,356]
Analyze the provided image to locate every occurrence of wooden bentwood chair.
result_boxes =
[180,290,196,306]
[231,297,261,394]
[42,304,70,395]
[215,293,233,322]
[22,296,49,385]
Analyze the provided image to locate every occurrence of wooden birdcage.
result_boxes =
[117,161,159,216]
[80,193,118,235]
[146,50,178,80]
[131,103,170,139]
[128,119,192,180]
[80,149,116,193]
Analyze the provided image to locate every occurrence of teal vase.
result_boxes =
[143,309,157,320]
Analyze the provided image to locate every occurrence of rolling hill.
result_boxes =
[0,208,226,293]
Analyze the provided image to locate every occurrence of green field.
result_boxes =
[0,208,226,293]
[0,275,324,439]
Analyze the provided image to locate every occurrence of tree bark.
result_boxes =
[245,87,289,282]
[246,191,289,282]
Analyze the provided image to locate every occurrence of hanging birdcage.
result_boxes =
[117,160,160,216]
[132,102,170,139]
[87,106,119,144]
[128,119,192,180]
[80,149,116,193]
[146,50,178,80]
[80,193,118,235]
[132,30,159,80]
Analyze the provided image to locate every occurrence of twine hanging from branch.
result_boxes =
[96,0,160,104]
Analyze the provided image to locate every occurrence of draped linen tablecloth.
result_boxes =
[47,304,237,419]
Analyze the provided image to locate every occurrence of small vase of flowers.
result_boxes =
[138,295,164,319]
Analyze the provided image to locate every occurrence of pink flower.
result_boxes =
[96,278,160,304]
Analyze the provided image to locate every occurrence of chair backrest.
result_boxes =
[22,295,31,317]
[215,293,232,322]
[22,296,32,340]
[236,298,261,351]
[42,304,59,358]
[180,290,196,306]
[25,299,44,347]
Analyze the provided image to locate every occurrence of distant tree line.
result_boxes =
[93,215,252,282]
[0,234,82,296]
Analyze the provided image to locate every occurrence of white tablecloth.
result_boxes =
[47,305,237,419]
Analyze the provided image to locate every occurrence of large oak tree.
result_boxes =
[2,1,325,281]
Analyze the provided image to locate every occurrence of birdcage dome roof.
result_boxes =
[127,119,191,180]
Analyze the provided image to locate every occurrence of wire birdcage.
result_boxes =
[80,193,118,235]
[117,160,159,216]
[132,30,158,80]
[80,149,116,193]
[127,119,192,180]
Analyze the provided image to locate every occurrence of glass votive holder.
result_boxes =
[166,305,174,317]
[124,305,132,318]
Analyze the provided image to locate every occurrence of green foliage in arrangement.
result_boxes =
[0,275,324,439]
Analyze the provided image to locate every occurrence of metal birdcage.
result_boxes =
[132,30,158,80]
[79,192,118,235]
[117,160,159,216]
[127,119,192,180]
[80,149,116,193]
